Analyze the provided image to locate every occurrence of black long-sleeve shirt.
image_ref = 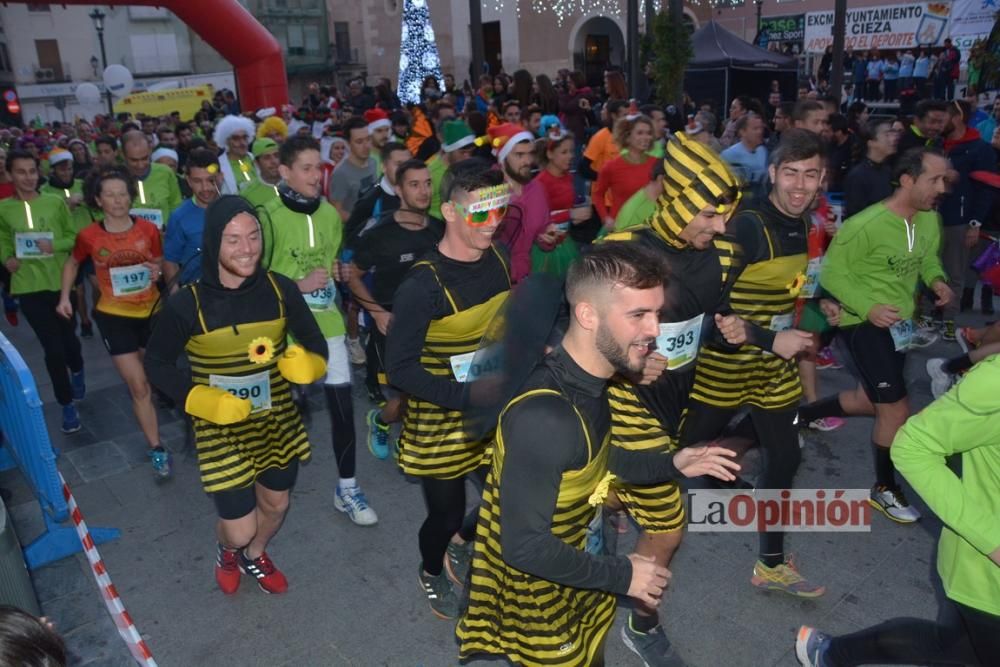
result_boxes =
[498,347,683,595]
[144,272,327,405]
[385,246,509,410]
[843,158,893,219]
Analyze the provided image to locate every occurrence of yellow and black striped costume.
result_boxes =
[457,389,616,666]
[397,247,510,479]
[690,210,808,410]
[185,273,310,493]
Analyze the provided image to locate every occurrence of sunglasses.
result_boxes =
[451,200,508,227]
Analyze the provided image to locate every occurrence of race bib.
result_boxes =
[770,313,794,332]
[130,207,164,230]
[655,313,704,370]
[584,506,605,555]
[303,279,335,311]
[14,232,54,258]
[109,264,152,297]
[889,319,914,352]
[449,345,503,383]
[799,257,823,299]
[209,370,272,413]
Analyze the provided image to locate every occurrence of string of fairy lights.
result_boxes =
[481,0,744,26]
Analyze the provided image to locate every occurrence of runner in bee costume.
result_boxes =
[144,195,329,596]
[385,159,512,620]
[456,243,741,667]
[679,129,823,598]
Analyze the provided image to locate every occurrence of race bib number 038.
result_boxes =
[303,279,335,311]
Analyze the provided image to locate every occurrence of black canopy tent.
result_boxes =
[684,21,798,119]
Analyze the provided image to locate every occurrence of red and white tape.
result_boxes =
[60,471,158,667]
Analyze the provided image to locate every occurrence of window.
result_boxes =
[129,34,180,74]
[287,24,304,56]
[304,25,320,56]
[0,43,10,72]
[334,22,350,63]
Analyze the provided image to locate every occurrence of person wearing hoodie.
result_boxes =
[260,135,379,528]
[144,195,328,596]
[938,100,995,338]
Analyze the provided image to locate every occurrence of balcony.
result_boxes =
[32,62,71,83]
[333,47,361,66]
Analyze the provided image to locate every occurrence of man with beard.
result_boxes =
[896,99,948,155]
[121,131,182,233]
[796,148,954,524]
[260,135,379,527]
[456,242,741,667]
[385,159,511,619]
[488,123,545,284]
[426,119,476,219]
[163,148,222,289]
[214,115,259,195]
[363,108,392,178]
[241,139,282,209]
[681,129,828,597]
[347,159,444,460]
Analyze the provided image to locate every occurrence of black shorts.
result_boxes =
[93,311,151,356]
[73,258,95,286]
[211,461,299,520]
[836,323,908,404]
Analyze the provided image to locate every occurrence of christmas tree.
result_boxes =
[397,0,445,105]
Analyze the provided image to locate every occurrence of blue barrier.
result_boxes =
[0,332,119,569]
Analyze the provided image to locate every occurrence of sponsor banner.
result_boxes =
[949,0,997,38]
[804,2,953,53]
[759,15,805,47]
[687,489,873,532]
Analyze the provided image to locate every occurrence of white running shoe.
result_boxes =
[869,484,921,523]
[334,484,379,526]
[347,336,366,365]
[925,358,955,399]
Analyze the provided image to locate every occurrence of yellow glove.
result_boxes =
[184,385,252,425]
[277,344,327,384]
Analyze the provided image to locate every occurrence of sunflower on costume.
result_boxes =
[788,272,807,296]
[248,337,275,364]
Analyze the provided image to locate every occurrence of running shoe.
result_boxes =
[334,484,378,526]
[70,370,86,401]
[751,558,826,598]
[238,550,288,594]
[795,626,832,667]
[956,326,980,354]
[61,404,82,434]
[910,327,939,349]
[149,447,172,479]
[869,484,921,523]
[925,358,955,399]
[215,544,241,595]
[418,563,460,619]
[916,314,935,331]
[80,322,93,339]
[941,320,956,341]
[815,347,842,370]
[621,618,688,667]
[347,337,366,365]
[366,408,390,460]
[807,417,845,432]
[444,540,473,588]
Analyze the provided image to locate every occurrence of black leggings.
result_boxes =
[323,385,356,479]
[19,291,83,406]
[827,599,1000,666]
[682,404,801,562]
[418,467,486,576]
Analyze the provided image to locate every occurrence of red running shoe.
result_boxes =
[215,544,241,595]
[239,549,288,594]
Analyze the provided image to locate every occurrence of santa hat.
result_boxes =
[441,120,475,153]
[151,147,178,164]
[624,100,641,121]
[487,123,534,165]
[256,107,277,120]
[213,115,256,149]
[48,149,73,166]
[364,108,391,134]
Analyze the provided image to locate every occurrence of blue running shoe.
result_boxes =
[795,626,832,667]
[70,370,86,401]
[366,408,390,460]
[61,404,82,434]
[149,447,172,479]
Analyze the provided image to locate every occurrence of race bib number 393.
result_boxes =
[655,313,704,370]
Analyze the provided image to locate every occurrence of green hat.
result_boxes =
[441,120,475,153]
[251,138,279,159]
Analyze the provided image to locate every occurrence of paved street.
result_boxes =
[0,310,973,667]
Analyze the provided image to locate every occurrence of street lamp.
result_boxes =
[88,8,114,116]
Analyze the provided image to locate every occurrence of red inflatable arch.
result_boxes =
[12,0,288,111]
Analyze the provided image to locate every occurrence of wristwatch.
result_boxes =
[969,219,982,229]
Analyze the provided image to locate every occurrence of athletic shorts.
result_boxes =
[210,460,299,520]
[74,258,95,286]
[324,335,351,386]
[836,323,907,404]
[93,311,150,356]
[615,480,686,534]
